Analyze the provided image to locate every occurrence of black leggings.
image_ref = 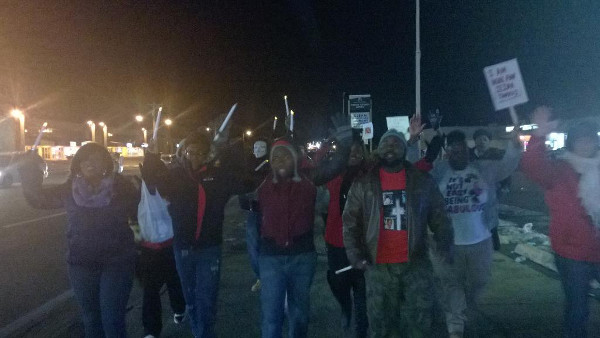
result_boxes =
[326,244,368,336]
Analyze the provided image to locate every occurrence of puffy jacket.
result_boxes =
[521,135,600,262]
[342,162,453,265]
[20,168,139,265]
[258,174,317,255]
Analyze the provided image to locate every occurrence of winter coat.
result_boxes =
[342,162,453,266]
[20,164,139,265]
[521,135,600,262]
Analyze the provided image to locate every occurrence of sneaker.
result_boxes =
[174,312,186,324]
[143,335,157,338]
[251,279,261,292]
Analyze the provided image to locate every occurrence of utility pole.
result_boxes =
[415,0,421,118]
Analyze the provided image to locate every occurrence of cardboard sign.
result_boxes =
[484,59,528,111]
[348,94,371,128]
[386,116,410,138]
[361,122,374,140]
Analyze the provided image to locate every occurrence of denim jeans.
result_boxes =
[68,259,135,338]
[555,254,600,338]
[174,244,222,338]
[246,211,261,278]
[259,251,317,338]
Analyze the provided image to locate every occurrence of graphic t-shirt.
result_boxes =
[438,165,490,245]
[376,168,409,264]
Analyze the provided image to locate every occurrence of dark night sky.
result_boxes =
[1,1,599,141]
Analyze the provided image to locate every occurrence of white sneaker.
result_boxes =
[174,312,186,324]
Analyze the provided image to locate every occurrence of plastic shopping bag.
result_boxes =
[138,181,174,243]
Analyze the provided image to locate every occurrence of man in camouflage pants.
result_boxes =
[343,127,453,337]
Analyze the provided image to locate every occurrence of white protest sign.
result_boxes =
[386,116,410,138]
[361,122,374,140]
[484,59,528,111]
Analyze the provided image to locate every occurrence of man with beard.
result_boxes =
[430,130,520,338]
[343,127,454,337]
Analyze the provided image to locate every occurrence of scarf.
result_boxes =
[560,151,600,228]
[72,176,115,208]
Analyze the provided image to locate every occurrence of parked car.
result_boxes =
[0,152,49,188]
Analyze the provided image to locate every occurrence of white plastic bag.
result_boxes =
[138,181,174,243]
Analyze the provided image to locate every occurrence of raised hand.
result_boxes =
[531,106,558,137]
[408,115,426,143]
[330,113,352,146]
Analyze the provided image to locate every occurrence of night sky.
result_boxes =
[1,1,600,141]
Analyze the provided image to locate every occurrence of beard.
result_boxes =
[381,157,403,168]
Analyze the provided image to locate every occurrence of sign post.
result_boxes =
[484,58,528,126]
[349,94,372,150]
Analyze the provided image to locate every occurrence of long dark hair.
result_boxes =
[69,143,114,179]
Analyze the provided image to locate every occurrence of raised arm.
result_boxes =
[311,114,353,186]
[19,153,65,209]
[520,106,560,189]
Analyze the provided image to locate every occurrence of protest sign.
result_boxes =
[362,122,374,140]
[484,59,528,125]
[348,94,371,128]
[386,116,410,138]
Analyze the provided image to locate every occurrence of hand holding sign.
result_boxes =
[531,106,558,137]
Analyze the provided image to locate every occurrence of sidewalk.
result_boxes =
[9,202,600,338]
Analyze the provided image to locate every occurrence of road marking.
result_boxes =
[1,212,66,229]
[0,290,74,338]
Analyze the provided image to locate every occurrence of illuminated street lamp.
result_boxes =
[141,128,148,144]
[98,122,108,147]
[164,119,173,152]
[87,121,96,143]
[135,115,144,122]
[243,129,253,142]
[10,109,25,151]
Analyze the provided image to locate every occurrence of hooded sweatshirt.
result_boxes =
[258,140,317,255]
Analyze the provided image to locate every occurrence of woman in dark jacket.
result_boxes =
[19,143,139,338]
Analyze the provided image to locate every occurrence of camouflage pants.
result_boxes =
[364,261,434,338]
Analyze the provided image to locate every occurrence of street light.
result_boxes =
[141,128,148,144]
[135,115,144,122]
[164,119,173,153]
[87,121,96,143]
[10,109,25,151]
[243,129,252,142]
[99,122,108,147]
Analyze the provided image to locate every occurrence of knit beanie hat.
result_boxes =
[270,139,301,183]
[377,129,408,157]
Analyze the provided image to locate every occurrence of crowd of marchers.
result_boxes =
[15,106,600,338]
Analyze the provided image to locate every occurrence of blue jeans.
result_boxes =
[246,211,261,278]
[555,254,600,338]
[174,244,222,338]
[259,252,317,338]
[68,260,134,338]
